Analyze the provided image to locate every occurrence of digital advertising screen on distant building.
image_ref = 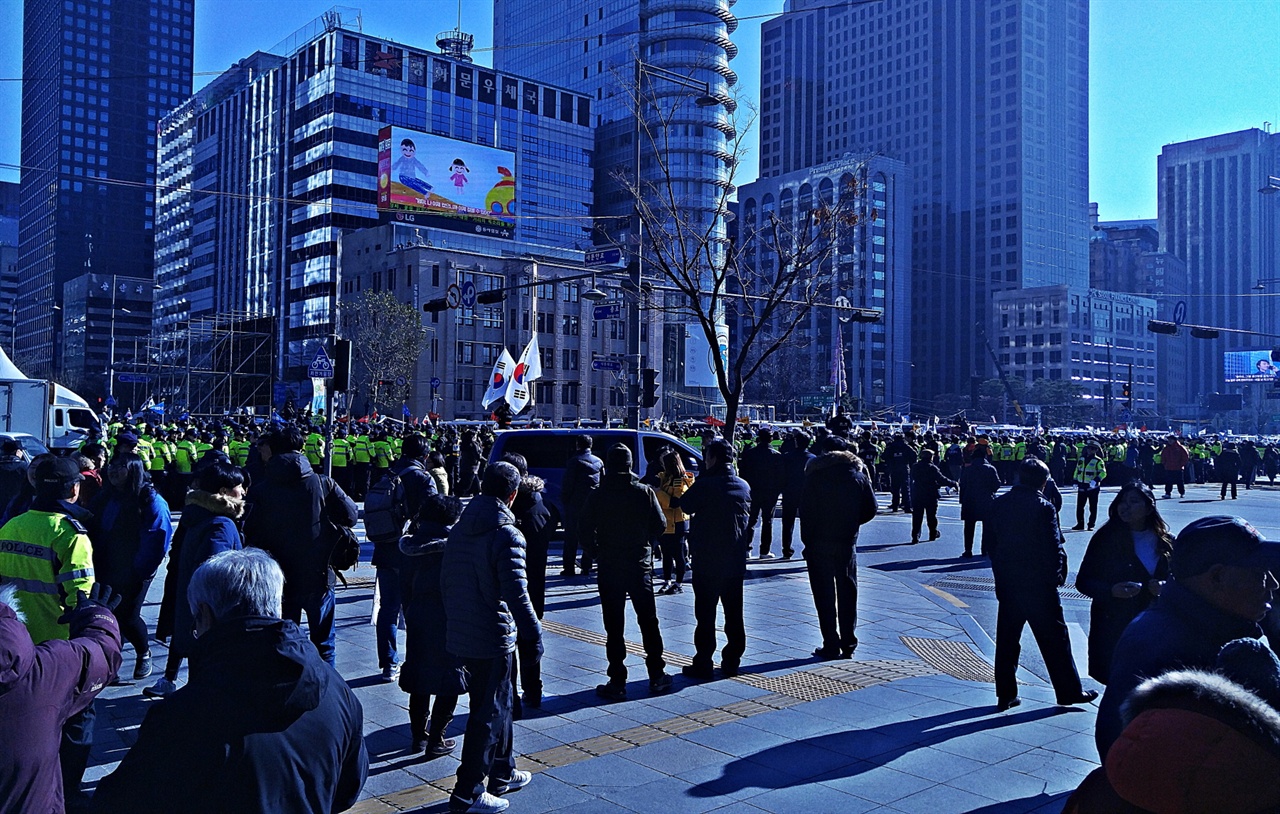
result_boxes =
[377,126,517,239]
[1223,350,1280,383]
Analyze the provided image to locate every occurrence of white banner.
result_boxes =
[684,322,728,388]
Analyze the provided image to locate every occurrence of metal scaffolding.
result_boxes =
[145,311,275,416]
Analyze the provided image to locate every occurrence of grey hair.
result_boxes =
[187,548,284,623]
[0,583,25,624]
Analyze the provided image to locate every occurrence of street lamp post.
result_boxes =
[629,59,719,429]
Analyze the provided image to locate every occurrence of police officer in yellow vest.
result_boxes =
[350,429,372,500]
[0,456,99,804]
[1070,443,1107,531]
[304,427,326,474]
[330,428,351,495]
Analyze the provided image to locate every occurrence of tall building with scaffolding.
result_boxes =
[153,9,595,408]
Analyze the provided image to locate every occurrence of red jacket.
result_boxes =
[0,597,121,814]
[1161,441,1189,471]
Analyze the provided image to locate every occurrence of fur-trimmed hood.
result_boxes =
[518,474,545,496]
[804,449,865,476]
[1107,669,1280,813]
[184,488,245,520]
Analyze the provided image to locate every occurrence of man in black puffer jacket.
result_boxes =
[244,425,357,667]
[580,444,670,701]
[739,428,784,558]
[779,431,815,560]
[92,549,368,814]
[679,439,752,680]
[441,462,543,814]
[800,443,877,659]
[374,434,438,682]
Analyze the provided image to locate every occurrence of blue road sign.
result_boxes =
[1173,300,1187,326]
[1119,409,1133,423]
[460,280,477,308]
[591,358,623,372]
[308,345,335,379]
[430,376,442,389]
[593,303,622,320]
[117,373,150,383]
[585,248,622,267]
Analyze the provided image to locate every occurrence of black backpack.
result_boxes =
[364,469,408,543]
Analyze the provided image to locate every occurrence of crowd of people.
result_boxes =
[1,409,1279,813]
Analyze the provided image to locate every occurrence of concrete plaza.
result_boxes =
[84,503,1104,814]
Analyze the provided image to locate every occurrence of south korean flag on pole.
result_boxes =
[506,335,543,414]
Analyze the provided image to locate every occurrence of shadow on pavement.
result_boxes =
[687,705,1068,799]
[963,791,1073,812]
[871,557,988,572]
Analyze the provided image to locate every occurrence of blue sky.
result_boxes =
[1,0,1277,220]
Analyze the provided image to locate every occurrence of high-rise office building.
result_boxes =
[736,155,913,414]
[18,0,193,382]
[1158,128,1280,403]
[759,0,1090,406]
[494,0,739,413]
[0,181,18,354]
[154,13,595,392]
[1088,208,1190,413]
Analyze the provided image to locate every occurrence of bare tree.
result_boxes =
[339,290,424,413]
[621,73,870,440]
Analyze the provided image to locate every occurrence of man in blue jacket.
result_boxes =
[441,462,543,814]
[679,439,752,680]
[1095,515,1280,759]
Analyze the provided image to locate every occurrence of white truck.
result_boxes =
[0,347,101,452]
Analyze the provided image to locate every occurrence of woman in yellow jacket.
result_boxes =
[655,450,695,595]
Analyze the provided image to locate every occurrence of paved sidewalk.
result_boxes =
[86,545,1096,813]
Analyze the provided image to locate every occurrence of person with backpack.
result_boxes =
[244,425,358,668]
[367,433,438,682]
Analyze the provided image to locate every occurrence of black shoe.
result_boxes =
[1070,524,1085,531]
[909,538,920,545]
[813,646,842,660]
[425,735,458,759]
[1058,689,1099,706]
[997,696,1021,711]
[840,645,856,659]
[719,663,740,678]
[681,664,714,681]
[929,531,941,541]
[595,682,627,702]
[1087,525,1094,531]
[961,550,973,558]
[782,550,793,560]
[649,673,673,694]
[561,567,577,578]
[522,691,542,709]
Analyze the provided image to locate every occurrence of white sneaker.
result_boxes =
[450,791,509,813]
[142,677,177,698]
[489,769,532,796]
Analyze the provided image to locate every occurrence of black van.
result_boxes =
[486,428,701,523]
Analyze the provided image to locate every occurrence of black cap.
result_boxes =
[605,444,633,474]
[704,438,734,462]
[115,431,139,448]
[33,457,83,488]
[1172,516,1280,579]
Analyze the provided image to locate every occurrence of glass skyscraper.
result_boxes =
[154,13,595,385]
[759,0,1090,406]
[18,0,194,382]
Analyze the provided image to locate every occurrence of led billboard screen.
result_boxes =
[377,126,516,239]
[1224,350,1280,383]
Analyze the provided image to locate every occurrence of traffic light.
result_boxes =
[333,339,352,392]
[476,289,506,305]
[640,368,660,408]
[1147,320,1178,335]
[423,298,450,313]
[1122,382,1132,410]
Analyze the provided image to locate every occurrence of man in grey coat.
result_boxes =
[441,462,544,814]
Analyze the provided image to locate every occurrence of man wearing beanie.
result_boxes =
[1095,515,1280,759]
[579,443,672,701]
